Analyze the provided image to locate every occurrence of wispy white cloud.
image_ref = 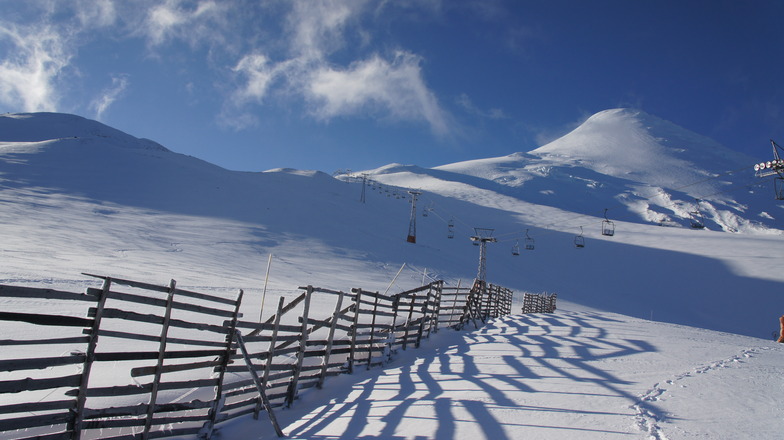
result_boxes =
[0,23,72,112]
[139,0,230,50]
[227,1,453,136]
[307,52,450,135]
[91,74,130,120]
[287,0,366,60]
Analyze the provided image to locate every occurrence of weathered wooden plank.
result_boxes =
[0,354,85,372]
[80,413,208,430]
[93,349,227,362]
[262,296,285,387]
[0,311,93,327]
[298,286,345,296]
[0,399,76,415]
[71,378,219,398]
[244,334,301,343]
[235,331,285,437]
[80,399,214,419]
[0,284,98,302]
[316,292,344,389]
[0,411,72,431]
[92,329,226,347]
[12,431,74,440]
[131,359,222,377]
[140,279,176,440]
[72,277,112,440]
[83,274,237,306]
[202,288,243,439]
[393,283,434,297]
[356,308,395,318]
[232,320,302,333]
[93,308,226,334]
[0,374,81,393]
[353,322,392,330]
[0,336,90,346]
[90,288,237,318]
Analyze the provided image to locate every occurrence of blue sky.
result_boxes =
[1,1,782,173]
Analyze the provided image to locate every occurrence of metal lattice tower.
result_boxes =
[407,190,422,243]
[470,228,497,282]
[360,174,368,203]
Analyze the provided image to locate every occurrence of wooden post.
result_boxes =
[366,292,379,370]
[142,279,177,440]
[416,290,429,349]
[450,280,461,329]
[256,296,285,419]
[347,288,362,374]
[430,281,442,334]
[318,291,344,388]
[202,289,243,438]
[235,331,285,438]
[388,295,400,362]
[72,277,111,440]
[286,286,312,408]
[403,294,415,350]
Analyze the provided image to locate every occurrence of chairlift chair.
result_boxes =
[447,219,455,239]
[512,240,520,256]
[524,229,535,250]
[574,226,585,248]
[689,199,705,229]
[602,209,615,237]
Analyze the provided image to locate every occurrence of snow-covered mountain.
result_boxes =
[1,109,782,339]
[2,110,784,440]
[370,109,776,233]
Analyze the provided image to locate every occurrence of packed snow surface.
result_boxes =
[1,111,782,439]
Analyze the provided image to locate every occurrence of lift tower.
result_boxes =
[470,228,497,282]
[407,190,422,243]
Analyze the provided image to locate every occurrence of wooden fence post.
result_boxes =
[366,291,379,370]
[347,288,362,374]
[256,296,285,420]
[201,289,243,439]
[430,281,442,334]
[318,291,344,389]
[416,290,429,349]
[403,294,415,350]
[388,295,400,362]
[141,279,177,440]
[286,286,312,407]
[235,331,285,438]
[71,277,111,440]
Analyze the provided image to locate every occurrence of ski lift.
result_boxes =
[512,240,520,256]
[689,199,705,229]
[447,219,455,239]
[524,229,535,250]
[602,209,615,236]
[574,226,585,248]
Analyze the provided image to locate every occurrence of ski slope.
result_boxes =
[1,111,782,439]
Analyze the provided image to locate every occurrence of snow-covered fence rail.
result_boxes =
[0,275,513,440]
[521,292,557,314]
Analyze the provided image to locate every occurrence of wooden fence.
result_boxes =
[521,292,557,314]
[0,275,513,440]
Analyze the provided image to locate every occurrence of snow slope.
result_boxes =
[1,111,783,439]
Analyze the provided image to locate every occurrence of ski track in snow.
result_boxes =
[631,346,769,440]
